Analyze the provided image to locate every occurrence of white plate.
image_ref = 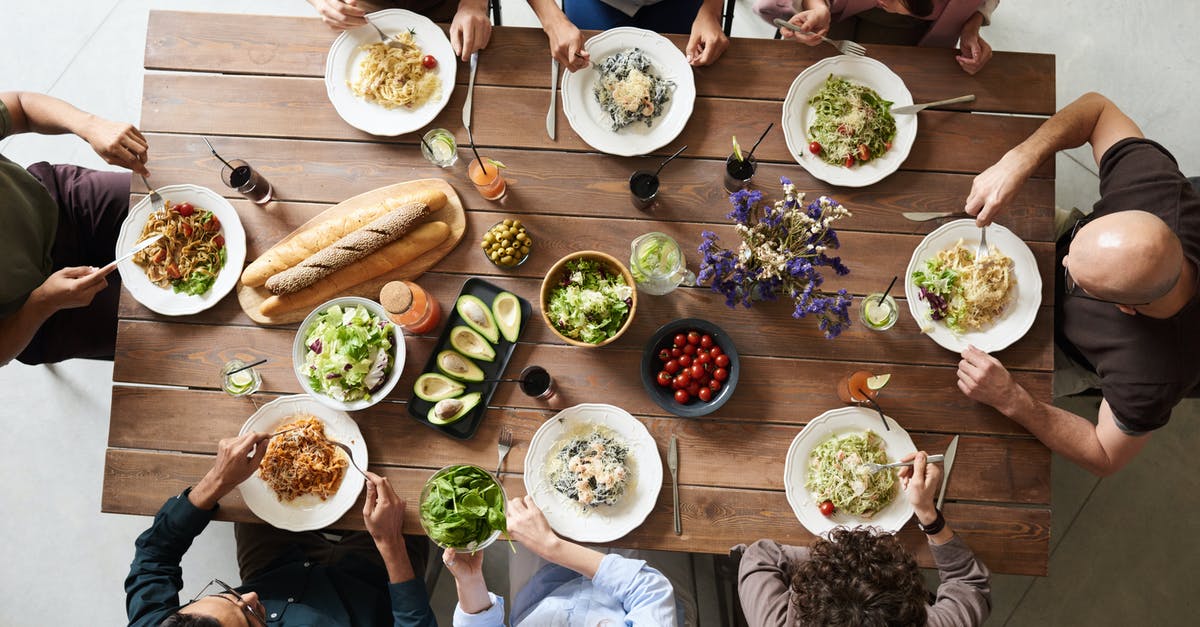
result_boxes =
[237,395,368,532]
[293,297,406,412]
[904,219,1042,353]
[324,9,457,136]
[784,406,916,536]
[561,27,696,157]
[782,56,916,187]
[523,403,663,543]
[116,184,246,316]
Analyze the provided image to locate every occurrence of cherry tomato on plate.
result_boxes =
[808,141,822,155]
[422,55,437,69]
[671,347,683,358]
[675,372,691,387]
[181,222,193,238]
[674,389,690,403]
[657,371,673,387]
[658,349,671,362]
[664,360,680,375]
[700,334,713,348]
[844,155,856,168]
[683,344,697,356]
[690,364,705,380]
[673,334,687,347]
[709,379,722,392]
[696,353,711,366]
[709,346,722,357]
[175,202,195,217]
[714,354,730,368]
[819,500,835,517]
[678,355,692,368]
[687,331,701,345]
[166,264,182,280]
[857,144,871,162]
[214,235,225,248]
[205,216,221,232]
[713,367,729,382]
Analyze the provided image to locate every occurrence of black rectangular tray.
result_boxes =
[407,277,532,440]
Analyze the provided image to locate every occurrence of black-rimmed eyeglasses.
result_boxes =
[179,578,267,626]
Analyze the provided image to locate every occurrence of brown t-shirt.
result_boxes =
[1058,138,1200,434]
[0,100,59,318]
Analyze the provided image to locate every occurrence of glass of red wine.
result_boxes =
[220,159,273,205]
[519,365,555,400]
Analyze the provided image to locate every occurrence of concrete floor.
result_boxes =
[2,1,1198,625]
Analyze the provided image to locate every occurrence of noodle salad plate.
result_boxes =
[561,27,696,157]
[905,219,1042,353]
[523,403,663,543]
[784,406,916,536]
[324,9,457,136]
[782,55,916,187]
[116,184,245,316]
[238,395,368,532]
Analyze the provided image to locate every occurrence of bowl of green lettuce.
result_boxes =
[419,464,508,551]
[540,251,637,348]
[292,297,404,411]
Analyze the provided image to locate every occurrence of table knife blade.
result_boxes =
[936,435,959,510]
[669,435,680,535]
[96,233,163,277]
[902,211,957,222]
[462,51,478,132]
[547,58,559,140]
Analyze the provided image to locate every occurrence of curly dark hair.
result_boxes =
[160,613,220,627]
[789,527,928,627]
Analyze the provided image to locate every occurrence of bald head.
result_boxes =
[1067,211,1183,303]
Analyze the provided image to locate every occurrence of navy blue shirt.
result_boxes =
[125,489,437,626]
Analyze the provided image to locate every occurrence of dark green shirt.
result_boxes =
[0,99,58,317]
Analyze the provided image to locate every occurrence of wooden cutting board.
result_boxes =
[236,178,465,325]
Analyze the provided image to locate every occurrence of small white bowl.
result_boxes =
[293,296,405,411]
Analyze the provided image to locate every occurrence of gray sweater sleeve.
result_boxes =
[734,539,808,627]
[924,534,992,627]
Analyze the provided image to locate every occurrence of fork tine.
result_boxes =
[843,41,867,57]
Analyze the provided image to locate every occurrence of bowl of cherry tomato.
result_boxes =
[640,318,739,417]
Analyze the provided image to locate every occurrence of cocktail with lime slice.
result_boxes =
[221,359,262,397]
[860,293,899,331]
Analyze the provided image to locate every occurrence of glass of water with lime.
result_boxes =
[420,128,458,168]
[860,293,899,331]
[221,359,262,397]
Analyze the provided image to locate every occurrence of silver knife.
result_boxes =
[96,233,163,277]
[668,435,681,535]
[936,435,959,510]
[462,51,478,132]
[892,94,975,115]
[546,58,559,141]
[902,211,958,222]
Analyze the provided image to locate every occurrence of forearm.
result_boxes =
[454,573,494,614]
[1008,93,1110,172]
[3,91,96,138]
[458,0,489,13]
[528,0,570,26]
[1000,388,1123,476]
[962,11,985,35]
[378,540,418,583]
[697,0,722,20]
[538,537,605,579]
[0,288,59,366]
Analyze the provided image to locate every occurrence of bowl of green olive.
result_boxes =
[481,219,532,268]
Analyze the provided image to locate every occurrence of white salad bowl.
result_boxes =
[293,296,405,411]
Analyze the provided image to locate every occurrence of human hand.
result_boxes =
[963,149,1033,225]
[450,0,492,61]
[897,451,941,524]
[31,266,109,312]
[545,18,589,72]
[956,28,992,75]
[307,0,367,30]
[686,10,729,66]
[442,547,485,581]
[363,471,406,548]
[191,431,271,509]
[81,117,149,176]
[505,495,558,557]
[957,345,1023,415]
[443,548,492,613]
[780,7,830,46]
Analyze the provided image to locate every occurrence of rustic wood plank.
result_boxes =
[111,319,1049,433]
[141,74,1053,177]
[134,134,1057,240]
[146,12,1055,115]
[110,386,1049,504]
[102,447,1049,575]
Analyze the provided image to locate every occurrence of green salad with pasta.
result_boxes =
[806,75,897,168]
[805,431,896,517]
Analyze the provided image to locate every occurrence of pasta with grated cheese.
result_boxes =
[912,240,1016,332]
[259,415,348,502]
[349,32,441,109]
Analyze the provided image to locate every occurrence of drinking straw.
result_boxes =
[880,275,898,302]
[466,126,485,172]
[225,358,267,376]
[746,122,774,160]
[653,145,688,178]
[420,136,434,153]
[202,137,234,169]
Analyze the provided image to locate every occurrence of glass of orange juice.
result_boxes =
[468,158,507,201]
[837,370,883,404]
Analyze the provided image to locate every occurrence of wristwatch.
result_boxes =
[917,509,946,535]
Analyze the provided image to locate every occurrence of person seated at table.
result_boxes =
[735,452,992,626]
[306,0,492,61]
[125,431,436,626]
[758,0,998,75]
[0,91,148,367]
[527,0,729,72]
[957,92,1200,477]
[442,494,684,625]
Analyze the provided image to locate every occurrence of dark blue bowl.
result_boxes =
[640,318,739,417]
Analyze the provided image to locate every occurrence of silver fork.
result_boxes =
[141,175,164,212]
[364,16,412,51]
[495,427,513,475]
[976,225,989,259]
[326,438,368,478]
[772,19,866,57]
[860,454,945,475]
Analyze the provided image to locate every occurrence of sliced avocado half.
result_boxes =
[492,292,522,343]
[456,294,499,344]
[428,392,482,425]
[413,372,466,402]
[436,349,485,382]
[449,325,496,362]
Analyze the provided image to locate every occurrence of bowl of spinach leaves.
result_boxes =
[419,464,508,550]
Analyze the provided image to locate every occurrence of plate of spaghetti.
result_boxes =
[325,9,456,136]
[905,219,1041,353]
[116,184,245,316]
[238,395,368,531]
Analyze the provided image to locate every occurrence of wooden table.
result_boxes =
[104,11,1056,576]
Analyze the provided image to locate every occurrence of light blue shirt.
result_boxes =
[452,553,677,626]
